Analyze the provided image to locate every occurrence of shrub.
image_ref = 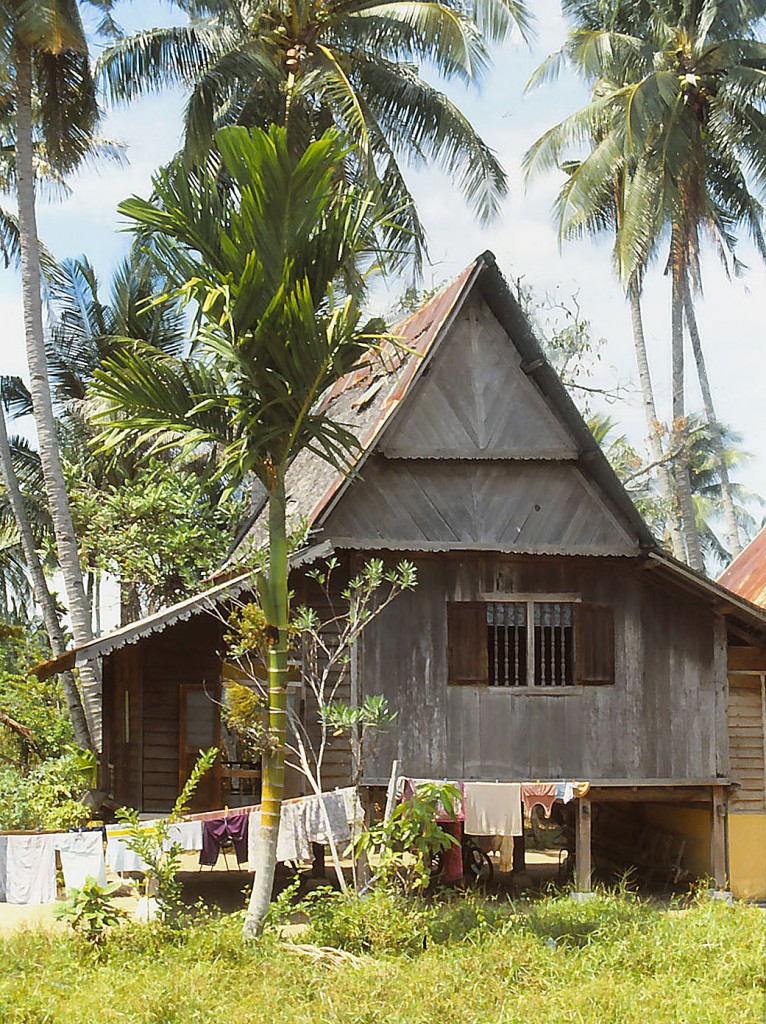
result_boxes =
[298,886,429,955]
[55,878,127,945]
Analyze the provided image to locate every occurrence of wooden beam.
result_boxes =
[575,797,592,893]
[521,358,544,374]
[710,786,727,890]
[587,785,718,804]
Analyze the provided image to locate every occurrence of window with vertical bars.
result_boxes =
[487,601,574,687]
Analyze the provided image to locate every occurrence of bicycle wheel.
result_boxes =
[463,842,494,885]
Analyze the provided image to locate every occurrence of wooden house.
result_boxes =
[39,252,766,895]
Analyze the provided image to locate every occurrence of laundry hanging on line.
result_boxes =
[4,834,57,906]
[463,782,523,837]
[55,831,106,893]
[200,813,249,867]
[247,788,356,870]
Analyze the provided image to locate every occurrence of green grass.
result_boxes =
[0,890,763,1023]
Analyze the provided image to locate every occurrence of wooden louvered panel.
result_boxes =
[728,675,766,810]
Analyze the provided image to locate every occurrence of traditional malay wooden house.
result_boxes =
[38,252,766,895]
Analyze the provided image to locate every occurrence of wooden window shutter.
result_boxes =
[447,602,488,686]
[574,603,615,685]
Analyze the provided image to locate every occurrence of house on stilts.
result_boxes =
[37,251,766,897]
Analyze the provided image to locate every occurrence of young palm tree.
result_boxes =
[98,0,531,269]
[2,0,118,748]
[91,124,399,934]
[524,0,766,571]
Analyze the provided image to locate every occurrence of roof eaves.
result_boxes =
[33,541,335,682]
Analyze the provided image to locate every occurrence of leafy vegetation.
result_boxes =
[68,458,245,616]
[116,747,219,924]
[55,878,127,945]
[0,892,762,1022]
[355,782,461,893]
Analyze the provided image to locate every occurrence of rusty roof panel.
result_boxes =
[238,259,481,552]
[718,527,766,608]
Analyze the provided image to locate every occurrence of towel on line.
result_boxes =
[463,782,522,837]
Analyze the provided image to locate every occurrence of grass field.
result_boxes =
[0,889,763,1023]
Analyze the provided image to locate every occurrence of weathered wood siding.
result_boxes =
[358,554,723,784]
[104,615,223,812]
[380,293,578,461]
[323,456,639,556]
[727,674,766,811]
[294,570,353,791]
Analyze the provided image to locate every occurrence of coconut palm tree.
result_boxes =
[1,0,121,748]
[524,0,766,572]
[91,124,400,934]
[0,388,91,747]
[98,0,531,270]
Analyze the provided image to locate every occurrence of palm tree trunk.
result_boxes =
[14,43,101,747]
[0,398,92,748]
[683,289,742,559]
[627,282,685,559]
[670,261,704,571]
[243,474,290,937]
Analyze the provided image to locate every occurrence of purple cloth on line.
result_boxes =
[199,814,249,867]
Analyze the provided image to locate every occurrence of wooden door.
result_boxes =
[179,684,222,811]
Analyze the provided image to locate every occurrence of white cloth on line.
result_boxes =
[5,834,57,905]
[303,791,351,849]
[105,826,149,874]
[54,832,107,892]
[463,782,523,837]
[165,820,203,852]
[247,805,312,869]
[554,781,574,804]
[339,786,365,833]
[0,835,7,902]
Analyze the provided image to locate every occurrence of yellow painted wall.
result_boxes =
[643,805,712,878]
[729,814,766,900]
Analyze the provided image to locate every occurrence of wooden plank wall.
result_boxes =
[104,644,142,808]
[138,615,223,813]
[358,554,722,784]
[728,674,766,811]
[297,570,353,792]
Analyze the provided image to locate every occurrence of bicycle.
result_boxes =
[430,833,494,885]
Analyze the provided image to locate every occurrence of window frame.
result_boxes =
[447,595,615,692]
[485,595,580,690]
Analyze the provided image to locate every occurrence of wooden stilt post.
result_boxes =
[710,785,727,890]
[575,797,592,893]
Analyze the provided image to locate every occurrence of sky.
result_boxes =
[3,0,766,544]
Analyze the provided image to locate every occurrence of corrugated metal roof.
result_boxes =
[718,527,766,608]
[235,250,657,557]
[32,541,334,681]
[235,258,482,554]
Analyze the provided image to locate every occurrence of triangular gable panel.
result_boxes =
[380,292,578,460]
[320,455,640,555]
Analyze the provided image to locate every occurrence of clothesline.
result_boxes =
[182,786,354,823]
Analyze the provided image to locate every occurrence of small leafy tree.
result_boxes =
[68,458,245,617]
[116,746,218,925]
[55,877,127,945]
[223,557,416,892]
[354,782,461,894]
